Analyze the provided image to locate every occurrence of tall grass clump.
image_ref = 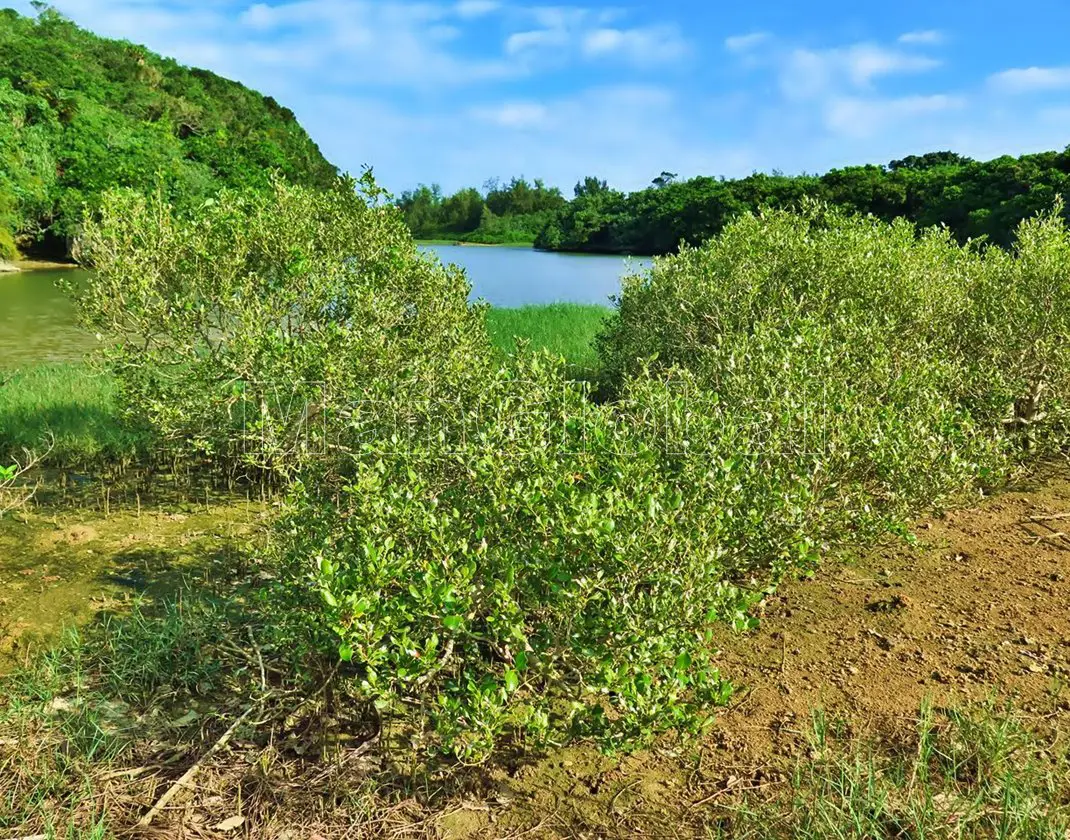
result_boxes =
[0,364,146,470]
[486,302,610,372]
[716,702,1070,839]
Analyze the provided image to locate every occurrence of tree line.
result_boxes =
[0,6,337,260]
[397,176,568,245]
[403,149,1070,255]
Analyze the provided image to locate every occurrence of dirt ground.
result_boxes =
[432,461,1070,839]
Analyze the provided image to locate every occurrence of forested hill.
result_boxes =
[535,150,1070,254]
[0,7,337,260]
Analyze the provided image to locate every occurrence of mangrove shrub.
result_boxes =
[79,192,1070,762]
[74,174,490,479]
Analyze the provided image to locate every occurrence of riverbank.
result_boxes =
[11,258,80,272]
[418,238,533,248]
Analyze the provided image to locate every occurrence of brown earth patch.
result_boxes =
[37,523,99,549]
[0,499,260,665]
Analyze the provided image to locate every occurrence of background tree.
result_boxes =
[521,147,1070,255]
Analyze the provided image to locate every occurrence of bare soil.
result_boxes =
[0,496,259,665]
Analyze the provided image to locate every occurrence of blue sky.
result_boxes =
[13,0,1070,194]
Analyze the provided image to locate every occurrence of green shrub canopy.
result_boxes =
[80,188,1070,759]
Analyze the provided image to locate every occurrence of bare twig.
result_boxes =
[247,627,267,694]
[413,638,456,688]
[137,702,258,827]
[690,780,777,808]
[1025,512,1070,523]
[499,810,559,839]
[99,765,152,781]
[726,686,756,714]
[0,437,53,518]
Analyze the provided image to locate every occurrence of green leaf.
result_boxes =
[338,643,353,662]
[442,615,464,631]
[504,668,519,693]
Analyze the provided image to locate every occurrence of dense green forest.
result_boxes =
[398,176,568,244]
[0,6,336,260]
[406,149,1070,254]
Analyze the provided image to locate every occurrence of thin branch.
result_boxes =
[1025,512,1070,523]
[137,701,258,827]
[0,436,53,517]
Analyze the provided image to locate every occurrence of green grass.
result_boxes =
[714,701,1070,839]
[0,364,147,470]
[0,306,610,472]
[0,598,241,837]
[486,302,612,373]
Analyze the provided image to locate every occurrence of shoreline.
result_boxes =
[14,258,81,271]
[416,239,533,248]
[416,240,654,258]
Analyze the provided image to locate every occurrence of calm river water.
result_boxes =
[0,245,648,367]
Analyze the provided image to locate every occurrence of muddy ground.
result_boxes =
[0,489,262,664]
[0,464,1068,837]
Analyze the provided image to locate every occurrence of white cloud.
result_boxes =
[51,0,521,89]
[581,25,689,65]
[781,43,940,100]
[502,9,688,67]
[898,30,943,46]
[824,94,965,138]
[529,6,616,30]
[239,3,277,31]
[989,66,1070,94]
[841,44,940,86]
[504,28,567,55]
[471,102,550,129]
[725,31,771,53]
[454,0,499,18]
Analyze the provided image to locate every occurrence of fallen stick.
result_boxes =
[1026,512,1070,522]
[690,780,777,809]
[137,702,257,827]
